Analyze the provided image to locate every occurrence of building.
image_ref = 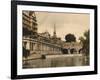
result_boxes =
[22,11,82,57]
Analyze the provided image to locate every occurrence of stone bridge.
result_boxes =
[62,42,83,54]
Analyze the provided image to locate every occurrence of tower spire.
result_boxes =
[53,24,57,38]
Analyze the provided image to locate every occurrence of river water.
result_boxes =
[23,54,89,69]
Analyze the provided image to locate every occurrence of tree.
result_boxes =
[79,30,89,55]
[65,33,76,42]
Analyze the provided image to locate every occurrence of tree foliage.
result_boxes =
[65,33,76,42]
[79,30,89,55]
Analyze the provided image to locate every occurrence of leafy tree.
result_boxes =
[79,30,89,55]
[65,33,76,42]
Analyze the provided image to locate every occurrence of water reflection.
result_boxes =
[23,54,89,69]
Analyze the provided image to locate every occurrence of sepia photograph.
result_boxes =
[22,11,90,69]
[11,1,97,79]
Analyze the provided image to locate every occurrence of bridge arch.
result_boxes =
[70,48,77,54]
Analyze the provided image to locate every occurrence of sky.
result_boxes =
[35,11,90,42]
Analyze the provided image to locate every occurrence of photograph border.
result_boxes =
[11,0,97,79]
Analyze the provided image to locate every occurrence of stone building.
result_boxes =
[22,11,82,56]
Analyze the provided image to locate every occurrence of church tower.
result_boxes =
[53,24,57,38]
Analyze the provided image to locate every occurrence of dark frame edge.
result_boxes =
[15,0,97,9]
[14,71,97,79]
[94,5,98,74]
[11,1,17,79]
